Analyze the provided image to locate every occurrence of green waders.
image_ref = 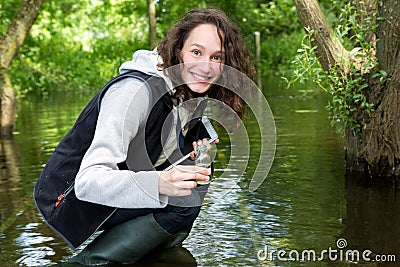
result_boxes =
[68,213,186,266]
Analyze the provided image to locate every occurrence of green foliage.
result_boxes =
[156,0,204,35]
[155,0,262,47]
[326,60,374,132]
[282,30,327,93]
[259,31,304,76]
[253,0,301,36]
[156,0,304,76]
[284,2,386,132]
[0,0,23,36]
[250,1,315,76]
[9,0,148,96]
[6,0,308,96]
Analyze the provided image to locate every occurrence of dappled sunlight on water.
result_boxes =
[15,223,55,266]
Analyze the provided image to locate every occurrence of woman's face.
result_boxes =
[180,24,224,94]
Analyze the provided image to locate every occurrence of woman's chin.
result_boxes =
[187,83,211,95]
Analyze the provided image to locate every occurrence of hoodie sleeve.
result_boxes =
[74,78,168,209]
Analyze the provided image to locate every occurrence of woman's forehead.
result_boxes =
[185,24,224,52]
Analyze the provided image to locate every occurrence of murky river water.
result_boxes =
[0,77,398,266]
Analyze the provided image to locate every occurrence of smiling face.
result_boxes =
[180,24,225,94]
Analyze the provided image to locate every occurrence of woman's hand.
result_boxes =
[159,165,211,196]
[190,138,219,159]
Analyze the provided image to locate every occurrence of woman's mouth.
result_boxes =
[191,73,211,82]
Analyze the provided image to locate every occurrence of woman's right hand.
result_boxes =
[159,165,211,196]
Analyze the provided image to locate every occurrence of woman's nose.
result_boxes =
[197,60,212,74]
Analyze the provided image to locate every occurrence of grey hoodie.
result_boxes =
[74,50,171,209]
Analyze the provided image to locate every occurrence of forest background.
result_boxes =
[1,0,337,97]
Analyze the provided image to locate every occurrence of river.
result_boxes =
[0,76,398,266]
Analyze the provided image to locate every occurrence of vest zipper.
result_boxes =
[55,183,75,207]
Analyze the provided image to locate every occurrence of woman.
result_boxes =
[34,8,254,265]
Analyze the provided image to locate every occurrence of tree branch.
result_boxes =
[147,0,157,49]
[0,0,43,69]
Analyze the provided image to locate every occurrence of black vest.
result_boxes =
[33,70,208,249]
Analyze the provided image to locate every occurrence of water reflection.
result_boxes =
[0,82,398,266]
[15,223,55,266]
[0,137,21,201]
[344,173,400,266]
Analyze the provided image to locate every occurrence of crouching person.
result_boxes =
[34,8,254,265]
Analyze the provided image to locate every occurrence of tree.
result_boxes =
[0,0,43,136]
[147,0,157,48]
[293,0,399,177]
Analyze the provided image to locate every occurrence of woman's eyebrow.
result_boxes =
[190,43,206,49]
[190,43,224,53]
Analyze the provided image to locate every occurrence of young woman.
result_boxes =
[34,8,254,265]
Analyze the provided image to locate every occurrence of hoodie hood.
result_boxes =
[119,49,174,93]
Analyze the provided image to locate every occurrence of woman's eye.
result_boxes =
[212,55,222,62]
[192,50,201,56]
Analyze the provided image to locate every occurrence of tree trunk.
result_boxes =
[293,0,349,72]
[0,68,17,136]
[147,0,157,49]
[294,0,400,178]
[0,0,43,136]
[346,0,400,177]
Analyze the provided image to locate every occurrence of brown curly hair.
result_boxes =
[157,8,255,119]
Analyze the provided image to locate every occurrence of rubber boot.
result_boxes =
[162,226,191,248]
[137,227,196,266]
[68,213,172,266]
[139,246,197,266]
